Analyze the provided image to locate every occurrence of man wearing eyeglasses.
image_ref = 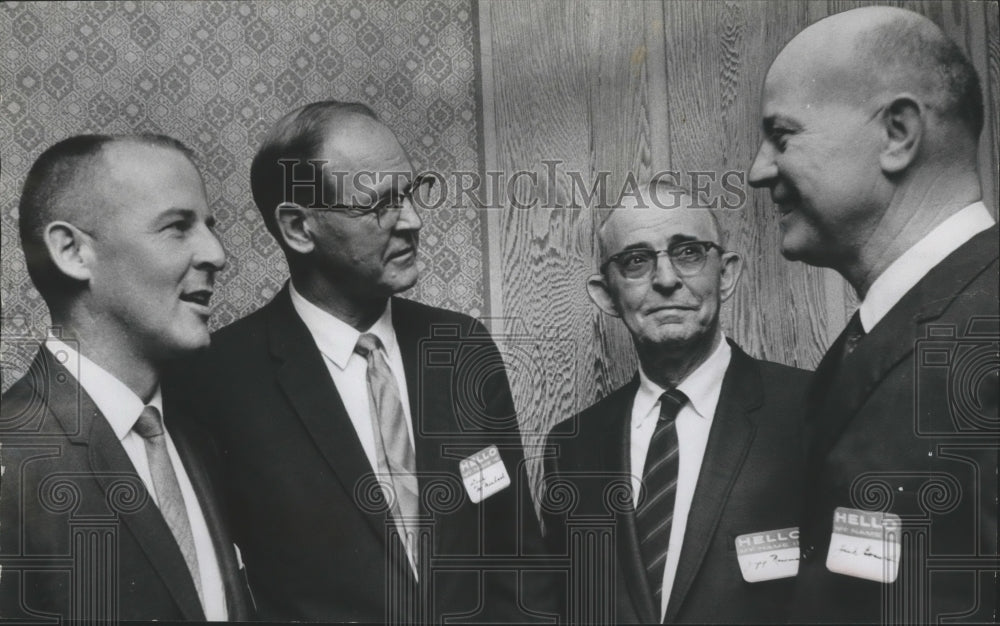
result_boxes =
[178,100,553,622]
[542,182,809,624]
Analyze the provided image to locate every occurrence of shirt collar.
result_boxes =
[859,202,994,332]
[289,281,397,367]
[633,334,732,429]
[44,337,163,441]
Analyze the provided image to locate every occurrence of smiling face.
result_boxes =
[588,199,742,355]
[308,116,422,301]
[83,142,226,362]
[748,38,890,268]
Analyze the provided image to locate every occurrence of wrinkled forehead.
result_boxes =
[598,204,718,260]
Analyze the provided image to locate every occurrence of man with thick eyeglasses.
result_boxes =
[749,7,997,623]
[175,100,554,622]
[542,181,809,624]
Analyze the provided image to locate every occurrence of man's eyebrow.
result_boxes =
[762,115,799,133]
[667,234,699,246]
[155,207,197,221]
[616,242,654,253]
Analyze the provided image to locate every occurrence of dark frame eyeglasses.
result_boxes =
[280,174,437,226]
[601,241,725,279]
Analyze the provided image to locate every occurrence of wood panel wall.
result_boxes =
[476,0,1000,487]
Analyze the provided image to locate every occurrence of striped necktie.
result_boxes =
[636,388,687,608]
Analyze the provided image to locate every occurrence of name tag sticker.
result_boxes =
[735,527,800,582]
[460,445,510,503]
[825,507,901,583]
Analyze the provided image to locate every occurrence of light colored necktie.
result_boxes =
[133,405,203,602]
[355,333,421,570]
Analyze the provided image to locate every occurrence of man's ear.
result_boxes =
[586,273,620,317]
[43,221,93,282]
[275,203,315,254]
[718,251,743,302]
[879,95,924,175]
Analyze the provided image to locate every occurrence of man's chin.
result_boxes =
[386,269,420,294]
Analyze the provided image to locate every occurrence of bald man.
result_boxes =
[177,100,554,622]
[749,7,998,623]
[543,184,810,624]
[0,135,250,620]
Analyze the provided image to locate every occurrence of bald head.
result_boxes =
[770,6,982,139]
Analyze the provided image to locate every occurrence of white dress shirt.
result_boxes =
[44,338,228,620]
[630,335,732,620]
[859,201,995,332]
[288,282,418,572]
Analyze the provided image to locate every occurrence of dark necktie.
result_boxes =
[355,333,421,571]
[133,405,203,602]
[840,310,866,365]
[636,388,687,609]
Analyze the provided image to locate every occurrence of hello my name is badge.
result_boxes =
[460,445,511,504]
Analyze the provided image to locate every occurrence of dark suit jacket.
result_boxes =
[543,340,809,624]
[0,348,251,622]
[182,285,555,622]
[791,225,999,623]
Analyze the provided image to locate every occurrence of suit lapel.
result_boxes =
[607,378,659,624]
[392,298,442,476]
[392,298,454,590]
[265,287,389,546]
[663,342,759,623]
[38,350,205,620]
[807,226,1000,464]
[165,403,250,620]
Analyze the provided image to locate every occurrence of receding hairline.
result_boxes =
[596,187,724,262]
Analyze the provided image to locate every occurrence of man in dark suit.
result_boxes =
[749,6,998,623]
[184,100,553,622]
[0,134,251,621]
[542,183,810,624]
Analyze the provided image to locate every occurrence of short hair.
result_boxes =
[249,100,379,247]
[596,179,725,268]
[18,133,195,305]
[858,17,983,139]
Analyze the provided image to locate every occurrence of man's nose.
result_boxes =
[748,142,777,188]
[651,253,682,290]
[395,196,423,231]
[194,224,227,271]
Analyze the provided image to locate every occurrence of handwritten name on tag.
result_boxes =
[735,527,800,582]
[460,445,511,504]
[825,507,901,583]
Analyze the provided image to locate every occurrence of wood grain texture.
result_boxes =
[477,1,999,489]
[661,0,850,368]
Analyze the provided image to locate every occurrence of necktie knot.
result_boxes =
[133,405,164,439]
[841,310,866,361]
[355,332,383,358]
[658,388,688,423]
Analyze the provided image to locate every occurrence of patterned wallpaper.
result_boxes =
[0,0,484,390]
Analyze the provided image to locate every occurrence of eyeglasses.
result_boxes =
[601,241,724,279]
[283,174,437,227]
